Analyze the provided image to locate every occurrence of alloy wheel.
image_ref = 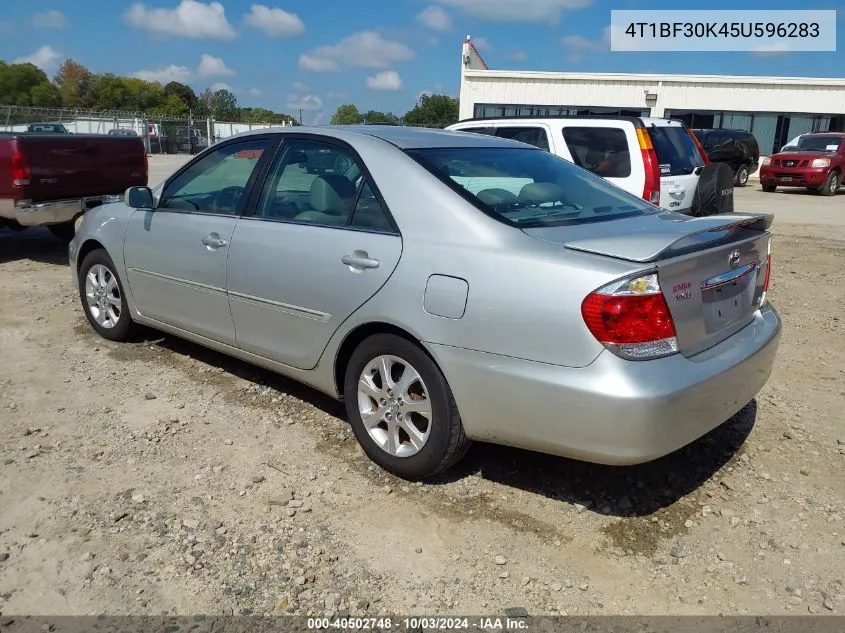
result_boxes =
[84,264,122,329]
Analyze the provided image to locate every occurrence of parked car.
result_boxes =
[692,129,760,186]
[69,126,780,480]
[759,132,845,195]
[26,122,71,134]
[108,129,138,137]
[0,132,147,241]
[171,127,209,154]
[446,116,711,214]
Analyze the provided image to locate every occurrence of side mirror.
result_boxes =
[126,186,155,210]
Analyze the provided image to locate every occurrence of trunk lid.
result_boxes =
[523,211,772,357]
[16,134,147,202]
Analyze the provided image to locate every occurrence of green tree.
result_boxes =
[0,62,60,106]
[53,59,94,108]
[163,81,198,112]
[402,94,459,128]
[241,107,298,125]
[203,88,239,120]
[361,110,400,125]
[331,104,363,125]
[88,74,130,110]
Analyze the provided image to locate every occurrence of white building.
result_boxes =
[458,36,845,155]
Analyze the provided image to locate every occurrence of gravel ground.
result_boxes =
[0,182,843,617]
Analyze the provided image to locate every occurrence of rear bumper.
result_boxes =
[0,195,121,227]
[428,304,781,466]
[760,167,828,187]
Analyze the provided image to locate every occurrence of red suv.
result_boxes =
[760,132,844,196]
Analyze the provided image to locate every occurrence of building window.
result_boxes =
[472,104,648,119]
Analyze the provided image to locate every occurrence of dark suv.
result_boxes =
[693,129,760,187]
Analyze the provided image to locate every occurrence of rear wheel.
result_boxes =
[735,164,750,187]
[343,334,470,481]
[762,183,777,193]
[821,171,840,196]
[78,248,137,342]
[48,221,77,242]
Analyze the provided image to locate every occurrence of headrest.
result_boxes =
[309,174,355,214]
[476,188,518,206]
[518,182,565,205]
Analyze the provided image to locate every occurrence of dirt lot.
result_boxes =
[1,168,843,617]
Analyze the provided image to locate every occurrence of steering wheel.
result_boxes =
[212,186,244,214]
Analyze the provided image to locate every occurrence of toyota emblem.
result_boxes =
[728,250,741,269]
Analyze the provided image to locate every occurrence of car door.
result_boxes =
[123,135,277,345]
[226,136,402,370]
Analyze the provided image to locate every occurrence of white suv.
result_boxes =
[446,116,709,214]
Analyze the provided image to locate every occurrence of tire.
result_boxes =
[77,248,137,342]
[735,164,750,187]
[821,171,840,196]
[762,184,777,193]
[48,221,77,242]
[343,334,471,481]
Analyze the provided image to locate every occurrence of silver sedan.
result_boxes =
[69,126,782,480]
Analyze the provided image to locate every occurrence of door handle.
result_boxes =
[201,233,228,249]
[341,251,380,270]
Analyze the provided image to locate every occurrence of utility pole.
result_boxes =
[299,109,303,125]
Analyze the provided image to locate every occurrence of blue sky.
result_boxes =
[0,0,842,124]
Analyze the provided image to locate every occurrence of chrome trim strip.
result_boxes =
[127,268,226,294]
[701,262,757,291]
[228,290,331,322]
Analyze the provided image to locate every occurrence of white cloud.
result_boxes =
[299,31,414,72]
[325,91,347,100]
[243,4,304,37]
[366,70,403,91]
[435,0,591,22]
[249,87,263,97]
[418,82,447,100]
[32,10,67,29]
[287,94,324,111]
[13,45,61,72]
[472,36,491,51]
[292,81,311,92]
[132,64,194,83]
[197,54,234,77]
[561,25,609,62]
[506,48,527,61]
[211,82,236,93]
[416,5,451,32]
[309,111,326,126]
[124,0,236,40]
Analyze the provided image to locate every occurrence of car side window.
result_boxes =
[561,126,632,178]
[457,127,497,136]
[258,139,380,229]
[495,127,550,151]
[159,139,271,215]
[349,181,392,232]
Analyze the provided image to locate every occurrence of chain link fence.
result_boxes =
[0,106,285,155]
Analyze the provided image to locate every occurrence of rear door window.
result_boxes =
[494,127,550,151]
[648,125,705,176]
[561,127,631,178]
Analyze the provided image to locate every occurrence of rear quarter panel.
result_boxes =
[0,138,16,201]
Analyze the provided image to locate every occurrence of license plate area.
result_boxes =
[780,176,793,182]
[701,265,758,333]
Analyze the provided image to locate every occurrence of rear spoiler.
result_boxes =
[563,212,774,263]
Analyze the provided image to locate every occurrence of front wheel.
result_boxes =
[762,183,777,193]
[821,171,840,196]
[343,334,470,480]
[735,164,750,187]
[78,248,137,342]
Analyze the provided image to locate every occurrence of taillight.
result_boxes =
[636,128,660,206]
[581,272,679,360]
[688,128,710,166]
[11,149,30,189]
[761,239,772,305]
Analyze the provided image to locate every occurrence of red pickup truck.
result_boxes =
[0,132,147,241]
[759,132,845,196]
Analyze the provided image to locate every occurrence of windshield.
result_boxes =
[648,125,705,176]
[406,147,659,228]
[795,135,843,152]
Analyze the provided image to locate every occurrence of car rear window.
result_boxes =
[647,125,705,176]
[406,146,658,228]
[493,127,550,151]
[561,127,631,178]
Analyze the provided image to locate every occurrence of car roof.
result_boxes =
[229,124,535,150]
[803,131,845,137]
